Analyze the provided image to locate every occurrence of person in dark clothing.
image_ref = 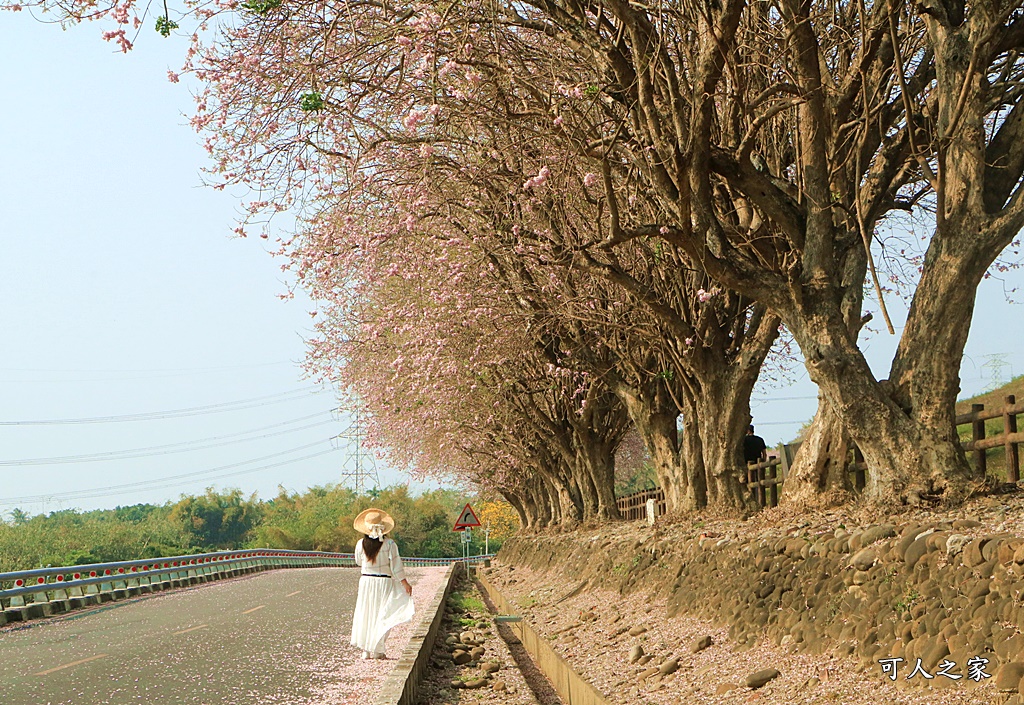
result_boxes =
[743,425,768,465]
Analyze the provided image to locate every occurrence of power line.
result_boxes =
[0,360,295,382]
[0,387,323,425]
[0,413,338,466]
[0,439,339,505]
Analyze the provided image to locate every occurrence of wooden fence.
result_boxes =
[957,394,1022,482]
[615,487,666,522]
[615,397,1023,518]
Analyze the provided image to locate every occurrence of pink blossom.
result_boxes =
[403,108,425,131]
[101,29,133,53]
[9,4,22,10]
[659,225,670,234]
[553,115,564,127]
[523,166,551,190]
[685,337,694,346]
[583,172,599,187]
[167,70,180,84]
[419,143,435,158]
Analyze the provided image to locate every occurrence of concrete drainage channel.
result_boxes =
[379,563,610,705]
[374,561,463,705]
[477,572,611,705]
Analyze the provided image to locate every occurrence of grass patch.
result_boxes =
[450,590,485,613]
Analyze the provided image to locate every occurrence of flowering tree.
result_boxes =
[14,0,1024,508]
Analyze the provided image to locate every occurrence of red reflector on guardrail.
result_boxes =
[37,577,45,584]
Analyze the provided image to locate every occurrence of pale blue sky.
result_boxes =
[0,15,1021,516]
[0,16,424,516]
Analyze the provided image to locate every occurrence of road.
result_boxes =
[0,567,395,705]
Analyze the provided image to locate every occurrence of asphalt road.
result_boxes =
[0,567,365,705]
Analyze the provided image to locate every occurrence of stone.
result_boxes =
[997,663,1024,692]
[904,538,932,568]
[659,659,679,676]
[629,625,648,636]
[636,654,654,666]
[850,548,877,572]
[492,680,506,692]
[450,679,464,689]
[460,631,476,645]
[638,667,660,682]
[691,635,713,653]
[629,644,645,663]
[481,661,500,674]
[463,678,488,689]
[453,651,473,665]
[953,519,983,530]
[947,534,971,558]
[964,538,988,567]
[745,668,780,689]
[860,525,897,546]
[716,683,739,695]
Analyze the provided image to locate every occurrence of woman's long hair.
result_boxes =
[361,535,384,563]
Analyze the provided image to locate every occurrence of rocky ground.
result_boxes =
[481,489,1024,705]
[415,571,561,705]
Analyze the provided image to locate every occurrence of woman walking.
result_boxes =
[350,508,414,659]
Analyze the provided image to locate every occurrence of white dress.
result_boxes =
[350,537,415,655]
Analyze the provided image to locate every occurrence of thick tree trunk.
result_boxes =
[577,438,622,521]
[611,377,705,513]
[502,490,530,531]
[694,378,756,513]
[546,468,582,527]
[786,285,973,505]
[678,407,708,510]
[782,395,853,507]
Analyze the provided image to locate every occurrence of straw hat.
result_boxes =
[353,507,395,537]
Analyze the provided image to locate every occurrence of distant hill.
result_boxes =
[956,374,1024,415]
[955,374,1023,481]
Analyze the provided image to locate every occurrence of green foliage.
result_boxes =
[242,0,282,15]
[615,461,659,496]
[299,91,325,112]
[0,484,486,572]
[154,15,178,37]
[171,488,262,550]
[450,590,485,613]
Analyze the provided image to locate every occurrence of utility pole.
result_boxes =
[334,405,381,495]
[981,353,1013,391]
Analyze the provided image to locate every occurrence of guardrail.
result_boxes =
[0,550,495,624]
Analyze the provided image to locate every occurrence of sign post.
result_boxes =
[453,503,482,564]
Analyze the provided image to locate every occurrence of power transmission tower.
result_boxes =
[981,353,1013,391]
[334,408,381,495]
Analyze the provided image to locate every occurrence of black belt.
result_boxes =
[362,573,391,578]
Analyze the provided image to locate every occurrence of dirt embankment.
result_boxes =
[489,492,1024,703]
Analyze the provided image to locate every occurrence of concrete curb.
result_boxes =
[477,573,611,705]
[375,561,462,705]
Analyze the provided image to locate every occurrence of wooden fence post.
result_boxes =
[1006,395,1020,484]
[972,403,987,477]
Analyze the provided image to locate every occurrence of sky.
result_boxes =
[0,14,434,517]
[0,12,1022,517]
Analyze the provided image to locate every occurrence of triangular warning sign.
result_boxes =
[453,503,482,530]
